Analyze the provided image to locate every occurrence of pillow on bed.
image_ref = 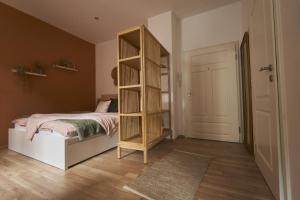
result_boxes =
[12,117,28,126]
[107,98,118,112]
[95,100,111,113]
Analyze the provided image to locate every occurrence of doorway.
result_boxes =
[183,42,240,143]
[240,32,254,154]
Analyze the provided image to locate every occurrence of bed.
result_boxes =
[8,95,118,170]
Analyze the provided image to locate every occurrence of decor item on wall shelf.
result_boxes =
[32,62,46,74]
[53,59,78,71]
[12,65,47,80]
[111,66,118,86]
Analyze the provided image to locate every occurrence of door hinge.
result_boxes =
[235,53,238,60]
[239,126,241,133]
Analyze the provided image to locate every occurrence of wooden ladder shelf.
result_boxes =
[117,25,172,164]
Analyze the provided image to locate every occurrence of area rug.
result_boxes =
[123,150,211,200]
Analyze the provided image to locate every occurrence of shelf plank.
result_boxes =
[119,141,144,150]
[147,111,162,115]
[53,65,78,71]
[161,73,168,76]
[119,84,141,91]
[145,57,161,68]
[119,56,141,70]
[118,27,141,49]
[146,85,161,90]
[147,110,169,115]
[161,91,169,94]
[125,135,143,143]
[119,113,142,117]
[11,69,47,77]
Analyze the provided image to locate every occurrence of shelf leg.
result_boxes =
[143,150,148,164]
[117,146,121,159]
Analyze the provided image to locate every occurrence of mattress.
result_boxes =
[13,124,101,145]
[14,124,117,144]
[12,112,118,145]
[14,124,67,138]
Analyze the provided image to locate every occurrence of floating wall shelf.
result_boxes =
[11,69,47,77]
[53,65,78,72]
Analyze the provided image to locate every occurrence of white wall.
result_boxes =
[241,0,253,32]
[181,1,243,51]
[148,12,173,53]
[95,39,118,99]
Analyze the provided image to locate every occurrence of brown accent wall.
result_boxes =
[0,3,95,147]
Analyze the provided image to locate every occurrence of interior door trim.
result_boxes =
[272,0,292,199]
[182,41,242,142]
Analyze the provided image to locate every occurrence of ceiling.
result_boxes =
[1,0,239,44]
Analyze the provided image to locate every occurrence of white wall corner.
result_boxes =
[95,38,118,100]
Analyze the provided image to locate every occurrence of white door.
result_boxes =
[183,42,240,143]
[250,0,279,199]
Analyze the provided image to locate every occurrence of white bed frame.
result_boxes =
[8,94,119,170]
[8,128,118,170]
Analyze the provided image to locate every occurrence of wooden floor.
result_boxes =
[0,138,274,200]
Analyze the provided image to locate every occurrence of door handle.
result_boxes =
[259,64,273,72]
[187,92,192,97]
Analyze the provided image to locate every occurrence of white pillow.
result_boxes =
[95,100,111,113]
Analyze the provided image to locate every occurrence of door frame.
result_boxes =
[271,0,291,199]
[249,0,289,199]
[240,32,254,154]
[182,41,242,142]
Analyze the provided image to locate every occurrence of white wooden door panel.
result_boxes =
[191,50,233,65]
[191,122,233,135]
[250,0,279,198]
[184,42,240,143]
[255,111,272,166]
[191,66,210,122]
[211,66,231,122]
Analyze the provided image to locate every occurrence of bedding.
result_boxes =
[12,117,28,126]
[13,124,98,145]
[108,98,118,112]
[13,112,118,140]
[95,100,111,113]
[58,119,105,141]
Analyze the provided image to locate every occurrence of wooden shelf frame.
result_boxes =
[119,113,142,117]
[117,25,172,164]
[119,84,141,91]
[119,56,141,70]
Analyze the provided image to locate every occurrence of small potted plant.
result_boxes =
[14,65,28,85]
[55,59,76,70]
[32,62,45,74]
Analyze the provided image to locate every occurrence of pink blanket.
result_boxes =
[25,113,118,140]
